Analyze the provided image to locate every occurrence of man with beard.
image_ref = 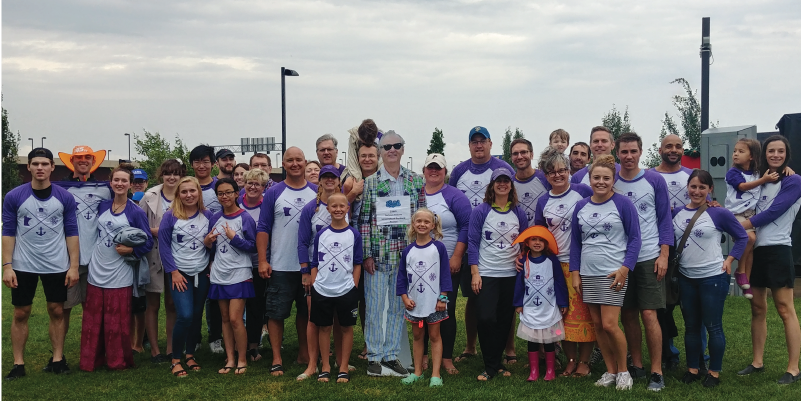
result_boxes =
[569,142,591,175]
[216,148,236,180]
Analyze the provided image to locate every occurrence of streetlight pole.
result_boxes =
[41,137,46,147]
[281,67,299,180]
[107,150,111,160]
[124,133,131,161]
[28,138,33,149]
[408,156,413,171]
[341,151,347,168]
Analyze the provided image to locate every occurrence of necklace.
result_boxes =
[112,200,126,214]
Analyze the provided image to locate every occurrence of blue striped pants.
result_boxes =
[364,264,405,363]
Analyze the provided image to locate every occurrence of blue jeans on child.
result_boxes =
[679,272,728,372]
[169,270,210,359]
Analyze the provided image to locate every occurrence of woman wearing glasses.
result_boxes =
[239,168,269,362]
[205,178,257,375]
[533,147,595,378]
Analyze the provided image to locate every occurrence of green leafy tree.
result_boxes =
[643,112,679,168]
[427,127,445,155]
[501,127,513,165]
[601,105,632,163]
[2,107,22,200]
[132,130,191,187]
[512,128,524,140]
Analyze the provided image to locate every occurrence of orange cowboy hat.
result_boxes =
[58,146,106,174]
[513,225,558,255]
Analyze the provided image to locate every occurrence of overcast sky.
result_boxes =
[3,1,800,171]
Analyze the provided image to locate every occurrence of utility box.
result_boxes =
[700,125,758,296]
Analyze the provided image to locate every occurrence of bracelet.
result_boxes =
[2,262,11,267]
[438,295,449,303]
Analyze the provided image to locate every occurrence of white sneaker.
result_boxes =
[616,371,633,390]
[209,339,224,354]
[595,372,617,387]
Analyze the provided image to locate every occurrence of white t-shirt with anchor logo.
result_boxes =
[450,157,514,210]
[311,225,363,298]
[396,240,452,318]
[513,170,551,226]
[467,203,528,278]
[159,209,213,276]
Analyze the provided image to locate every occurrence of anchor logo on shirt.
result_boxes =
[497,241,506,250]
[36,227,46,236]
[417,283,425,293]
[472,198,480,207]
[533,296,542,306]
[220,244,228,253]
[190,242,199,250]
[84,211,94,220]
[105,238,113,247]
[329,262,338,272]
[560,220,569,232]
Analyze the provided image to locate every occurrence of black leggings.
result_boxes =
[475,276,516,375]
[245,269,268,345]
[528,342,555,352]
[423,270,460,359]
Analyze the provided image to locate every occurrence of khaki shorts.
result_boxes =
[734,209,756,233]
[145,262,165,293]
[64,266,88,309]
[622,258,666,310]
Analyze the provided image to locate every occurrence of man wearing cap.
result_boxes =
[3,148,80,379]
[215,148,236,180]
[131,169,149,193]
[55,146,112,360]
[359,131,425,377]
[449,126,513,363]
[570,126,621,186]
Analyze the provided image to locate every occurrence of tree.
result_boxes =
[132,130,191,187]
[643,112,678,168]
[2,107,22,200]
[427,127,445,155]
[601,105,632,163]
[501,127,513,165]
[512,128,524,140]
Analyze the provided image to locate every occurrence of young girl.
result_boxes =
[396,208,452,387]
[204,178,257,375]
[725,139,775,299]
[512,226,568,382]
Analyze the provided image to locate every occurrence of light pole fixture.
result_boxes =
[107,150,111,160]
[28,138,33,149]
[41,137,46,147]
[341,151,347,167]
[408,156,413,171]
[124,133,131,160]
[281,67,299,180]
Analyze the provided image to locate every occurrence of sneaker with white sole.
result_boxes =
[367,361,386,377]
[381,359,409,377]
[209,339,224,354]
[648,372,665,391]
[595,372,617,387]
[616,371,633,390]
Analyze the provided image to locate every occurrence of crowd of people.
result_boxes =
[3,119,800,390]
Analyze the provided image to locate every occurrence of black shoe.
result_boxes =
[42,355,68,372]
[380,359,409,377]
[366,361,385,377]
[737,364,765,376]
[777,372,801,385]
[702,374,721,388]
[648,372,665,391]
[627,365,646,379]
[51,358,71,374]
[663,360,680,372]
[681,371,702,384]
[5,364,26,380]
[151,354,168,364]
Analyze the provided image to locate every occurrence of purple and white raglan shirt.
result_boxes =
[467,203,529,278]
[257,181,318,272]
[2,184,79,274]
[54,181,112,266]
[298,200,350,267]
[514,254,568,330]
[534,183,593,264]
[311,225,363,297]
[570,163,621,186]
[570,193,641,275]
[672,206,747,279]
[424,185,471,258]
[513,170,552,226]
[200,177,221,214]
[725,167,761,214]
[89,200,154,289]
[159,209,214,276]
[449,157,514,209]
[209,209,257,285]
[614,169,674,261]
[239,192,263,267]
[656,166,694,210]
[750,174,801,248]
[396,240,452,319]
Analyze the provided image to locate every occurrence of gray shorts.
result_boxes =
[264,271,307,321]
[64,266,88,309]
[622,258,665,310]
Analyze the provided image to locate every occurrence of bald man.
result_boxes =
[256,146,318,375]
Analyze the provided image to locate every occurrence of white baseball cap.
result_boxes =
[424,153,447,169]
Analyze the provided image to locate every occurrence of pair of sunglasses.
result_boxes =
[382,143,403,151]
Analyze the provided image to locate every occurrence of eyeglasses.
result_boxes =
[382,143,403,151]
[546,168,569,177]
[133,179,146,184]
[246,182,263,188]
[216,191,237,198]
[192,161,212,166]
[470,139,488,146]
[511,150,530,157]
[317,148,336,153]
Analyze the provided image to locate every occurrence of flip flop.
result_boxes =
[503,355,518,364]
[358,350,368,360]
[270,364,284,376]
[318,371,330,382]
[235,365,247,375]
[455,352,476,363]
[497,369,512,377]
[248,348,262,362]
[336,372,350,383]
[218,365,234,375]
[445,366,459,375]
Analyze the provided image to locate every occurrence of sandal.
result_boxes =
[503,355,518,364]
[270,364,284,376]
[572,361,591,378]
[248,348,262,362]
[336,372,350,383]
[562,358,577,377]
[477,371,492,381]
[218,365,234,375]
[235,365,247,375]
[318,371,330,382]
[455,352,477,363]
[185,356,201,371]
[170,361,187,378]
[358,350,368,360]
[498,368,512,377]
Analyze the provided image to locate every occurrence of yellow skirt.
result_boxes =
[561,262,596,342]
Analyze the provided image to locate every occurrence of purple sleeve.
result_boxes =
[396,245,411,296]
[491,157,515,172]
[536,170,553,191]
[306,229,323,274]
[572,183,593,197]
[127,204,154,259]
[750,176,801,228]
[297,201,315,265]
[1,187,22,236]
[467,205,490,265]
[708,207,748,260]
[568,200,586,272]
[257,184,279,234]
[513,267,525,307]
[671,205,684,219]
[570,167,587,184]
[551,255,568,308]
[725,168,746,190]
[158,212,178,273]
[614,195,642,271]
[55,187,79,237]
[648,172,674,246]
[515,206,529,231]
[436,241,452,292]
[448,162,468,187]
[533,195,548,226]
[446,186,472,245]
[352,227,363,265]
[230,213,257,253]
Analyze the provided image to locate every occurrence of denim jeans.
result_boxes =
[169,270,210,359]
[679,272,728,372]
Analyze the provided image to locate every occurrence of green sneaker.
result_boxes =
[429,376,443,387]
[401,373,423,385]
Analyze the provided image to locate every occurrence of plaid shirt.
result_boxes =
[358,166,425,268]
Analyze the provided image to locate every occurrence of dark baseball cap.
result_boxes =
[28,147,54,163]
[215,148,235,160]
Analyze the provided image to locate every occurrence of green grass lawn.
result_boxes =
[3,285,800,400]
